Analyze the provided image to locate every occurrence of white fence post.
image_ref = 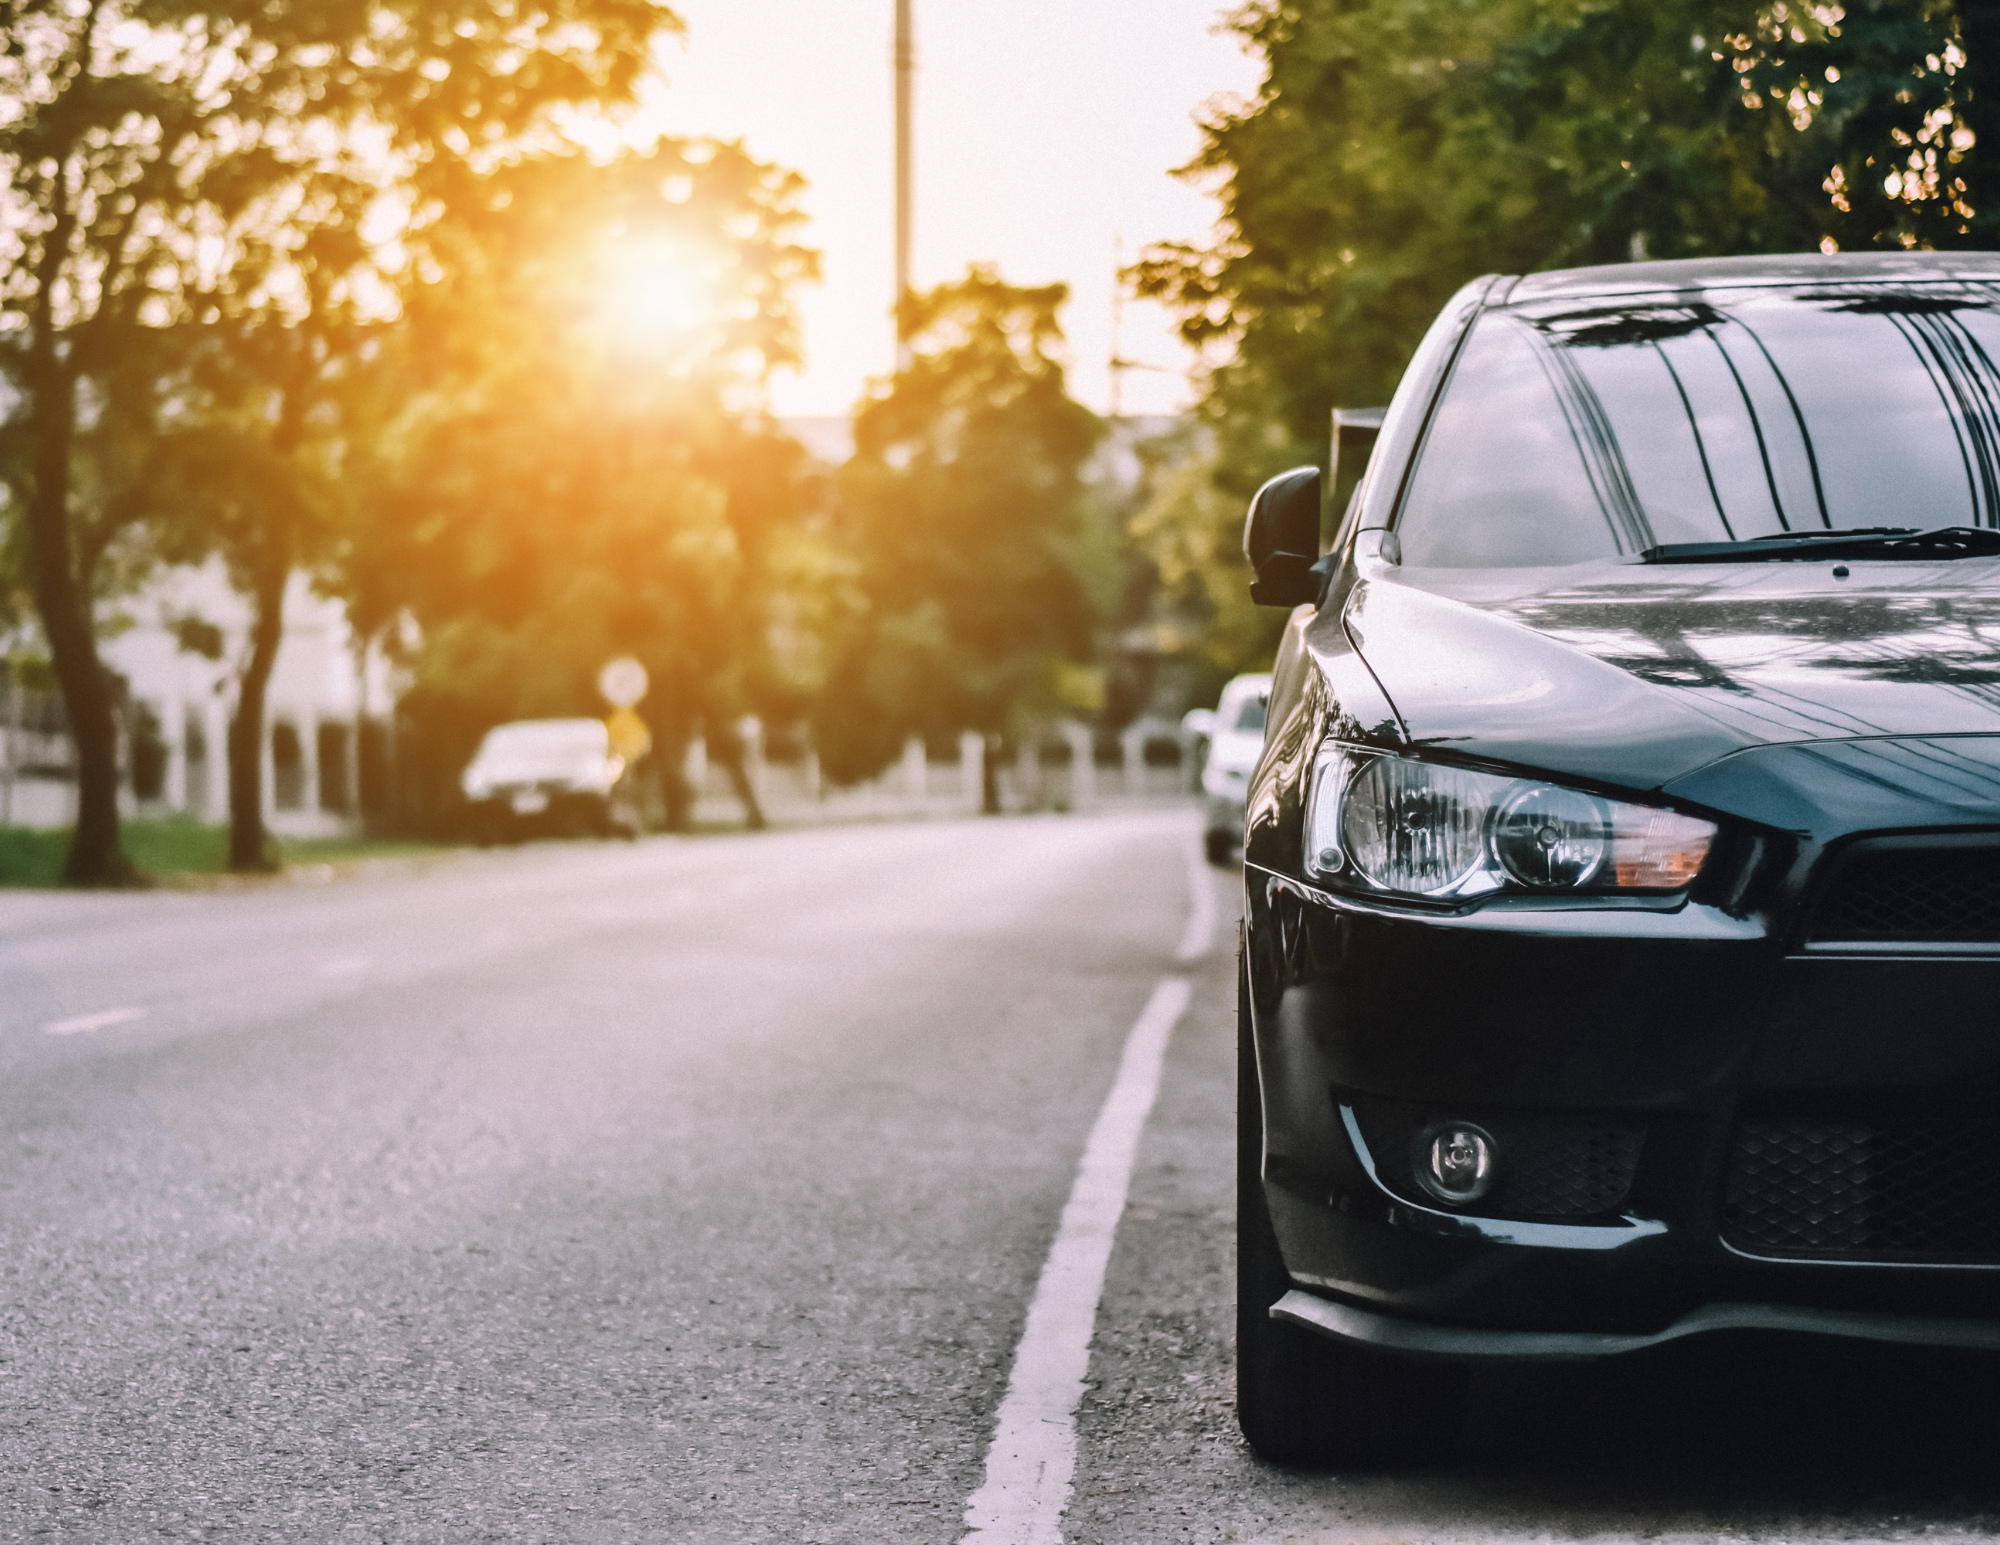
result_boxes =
[205,698,229,823]
[684,736,708,806]
[739,716,766,810]
[960,731,985,812]
[1064,721,1094,810]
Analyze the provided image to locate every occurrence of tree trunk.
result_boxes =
[228,561,288,872]
[713,729,767,832]
[981,731,1003,815]
[23,352,129,886]
[657,722,696,833]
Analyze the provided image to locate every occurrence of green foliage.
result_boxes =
[811,268,1107,786]
[1132,0,1983,682]
[0,0,682,881]
[1128,434,1290,711]
[0,819,444,888]
[0,824,66,888]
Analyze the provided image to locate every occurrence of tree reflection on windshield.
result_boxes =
[1496,578,2000,740]
[1397,284,2000,567]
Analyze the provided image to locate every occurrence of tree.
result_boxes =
[0,0,678,883]
[1132,0,1986,680]
[1127,434,1290,709]
[344,138,820,832]
[149,305,375,869]
[814,268,1108,806]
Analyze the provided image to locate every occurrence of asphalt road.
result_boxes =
[3,809,1999,1543]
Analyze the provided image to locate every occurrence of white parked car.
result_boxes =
[1191,673,1271,866]
[460,718,638,841]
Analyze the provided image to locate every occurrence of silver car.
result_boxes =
[1192,672,1271,865]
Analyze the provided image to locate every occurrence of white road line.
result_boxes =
[959,974,1192,1545]
[41,1006,148,1036]
[1175,837,1217,962]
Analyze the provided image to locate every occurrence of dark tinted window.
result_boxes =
[1396,285,2000,567]
[1233,696,1266,733]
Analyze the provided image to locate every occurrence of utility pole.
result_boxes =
[894,0,914,373]
[1109,232,1125,423]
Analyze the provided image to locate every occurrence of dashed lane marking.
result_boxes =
[41,1006,148,1036]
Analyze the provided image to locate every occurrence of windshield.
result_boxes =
[473,719,609,775]
[1396,284,2000,567]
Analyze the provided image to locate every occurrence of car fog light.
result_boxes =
[1415,1122,1496,1205]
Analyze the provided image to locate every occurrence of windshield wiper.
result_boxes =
[1640,526,2000,564]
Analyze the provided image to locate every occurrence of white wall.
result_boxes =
[3,561,395,833]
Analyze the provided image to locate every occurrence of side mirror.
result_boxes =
[1244,465,1323,607]
[1180,708,1216,740]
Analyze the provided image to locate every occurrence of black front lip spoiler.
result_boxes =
[1273,1289,2000,1362]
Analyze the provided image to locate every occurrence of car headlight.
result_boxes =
[1304,747,1715,900]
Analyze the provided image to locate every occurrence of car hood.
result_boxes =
[1336,557,2000,791]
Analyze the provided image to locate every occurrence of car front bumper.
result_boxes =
[1202,790,1247,842]
[466,787,622,833]
[1245,864,2000,1352]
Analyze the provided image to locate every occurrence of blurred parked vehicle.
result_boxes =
[1235,250,2000,1466]
[461,718,638,842]
[1190,673,1271,866]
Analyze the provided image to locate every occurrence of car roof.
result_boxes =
[1217,673,1272,708]
[480,718,607,740]
[1501,250,2000,307]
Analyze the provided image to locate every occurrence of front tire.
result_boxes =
[1204,828,1234,867]
[1237,951,1466,1466]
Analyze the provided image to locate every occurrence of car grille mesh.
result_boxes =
[1495,1121,1645,1218]
[1722,1115,2000,1260]
[1346,1099,1643,1220]
[1808,846,2000,944]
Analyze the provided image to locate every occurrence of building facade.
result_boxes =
[2,562,397,836]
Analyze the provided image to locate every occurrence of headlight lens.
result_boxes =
[1341,757,1491,895]
[1307,748,1714,900]
[1490,783,1608,890]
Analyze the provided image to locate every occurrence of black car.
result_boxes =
[1236,251,2000,1465]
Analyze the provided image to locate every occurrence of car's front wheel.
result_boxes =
[1237,954,1467,1466]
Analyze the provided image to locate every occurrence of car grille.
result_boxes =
[1345,1098,1643,1219]
[1807,844,2000,945]
[1721,1113,2000,1261]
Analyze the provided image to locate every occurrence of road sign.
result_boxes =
[598,656,649,710]
[605,707,652,764]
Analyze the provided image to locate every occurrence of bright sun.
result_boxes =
[594,233,715,356]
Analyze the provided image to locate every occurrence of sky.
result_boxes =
[627,0,1264,420]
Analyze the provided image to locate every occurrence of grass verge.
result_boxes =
[0,819,447,888]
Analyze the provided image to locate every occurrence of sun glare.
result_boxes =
[594,233,716,357]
